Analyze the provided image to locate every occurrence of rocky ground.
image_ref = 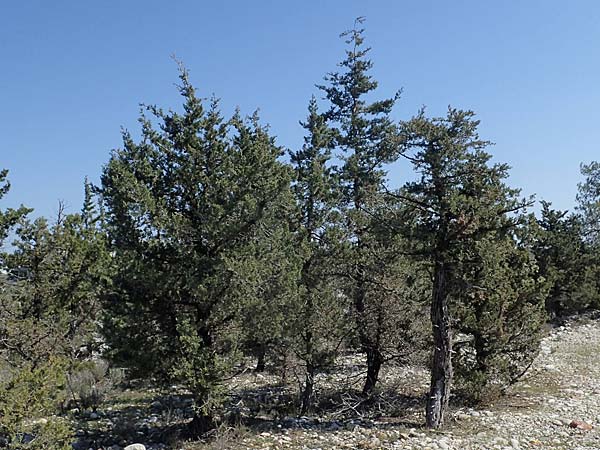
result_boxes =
[73,314,600,450]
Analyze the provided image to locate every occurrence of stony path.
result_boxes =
[423,319,600,450]
[197,317,600,450]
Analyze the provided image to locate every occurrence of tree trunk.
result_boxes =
[300,363,315,414]
[280,352,288,384]
[354,273,384,394]
[426,260,453,428]
[255,347,266,373]
[362,347,383,396]
[187,411,215,437]
[473,332,489,374]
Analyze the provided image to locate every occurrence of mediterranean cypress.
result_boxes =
[100,66,291,434]
[290,97,350,413]
[318,18,401,395]
[397,108,533,427]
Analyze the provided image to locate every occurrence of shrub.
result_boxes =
[0,358,73,449]
[65,359,117,412]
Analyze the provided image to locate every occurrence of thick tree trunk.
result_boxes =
[426,260,453,428]
[362,347,383,396]
[300,364,315,414]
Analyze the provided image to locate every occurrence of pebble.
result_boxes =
[68,315,600,450]
[124,445,146,450]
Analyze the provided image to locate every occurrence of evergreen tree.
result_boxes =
[100,67,291,434]
[452,222,548,401]
[0,174,107,448]
[318,18,401,395]
[397,108,533,427]
[531,201,598,316]
[1,180,110,367]
[231,192,300,375]
[577,161,600,244]
[2,209,109,366]
[574,161,600,309]
[0,170,31,246]
[81,177,99,228]
[290,97,350,413]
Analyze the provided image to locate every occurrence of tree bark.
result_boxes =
[187,411,215,437]
[300,363,315,414]
[255,347,266,373]
[352,185,385,395]
[354,272,384,395]
[426,259,453,428]
[362,346,383,396]
[473,332,489,374]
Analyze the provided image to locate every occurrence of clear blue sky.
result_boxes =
[1,1,598,220]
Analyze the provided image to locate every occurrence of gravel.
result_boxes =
[187,315,600,449]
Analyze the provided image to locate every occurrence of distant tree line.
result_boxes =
[1,18,599,447]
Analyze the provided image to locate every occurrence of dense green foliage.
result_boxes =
[392,108,549,426]
[0,174,109,447]
[100,66,293,433]
[317,18,407,395]
[530,202,598,316]
[290,97,350,413]
[577,161,600,244]
[1,20,599,445]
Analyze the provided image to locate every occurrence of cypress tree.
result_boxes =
[577,161,600,244]
[397,108,533,427]
[100,66,291,434]
[290,97,350,413]
[531,202,597,316]
[232,189,300,375]
[318,18,401,395]
[452,222,548,401]
[0,170,31,245]
[0,174,106,448]
[574,161,600,308]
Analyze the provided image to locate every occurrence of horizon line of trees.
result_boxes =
[1,18,599,447]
